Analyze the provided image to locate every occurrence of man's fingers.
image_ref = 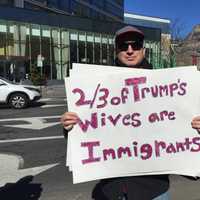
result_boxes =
[63,120,77,126]
[191,120,200,126]
[191,119,200,133]
[193,116,200,120]
[61,112,78,123]
[64,112,78,117]
[191,123,200,129]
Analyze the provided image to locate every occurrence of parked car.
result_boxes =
[0,76,41,109]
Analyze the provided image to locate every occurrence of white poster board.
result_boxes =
[65,64,200,184]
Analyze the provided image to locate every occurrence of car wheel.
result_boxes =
[9,93,28,109]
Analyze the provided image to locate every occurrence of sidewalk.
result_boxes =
[170,175,200,200]
[0,153,58,188]
[40,84,66,98]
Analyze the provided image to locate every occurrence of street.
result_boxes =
[0,98,97,200]
[1,98,200,200]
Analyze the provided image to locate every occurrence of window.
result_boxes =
[78,32,86,63]
[93,1,104,8]
[108,37,114,65]
[31,24,40,62]
[51,29,61,79]
[0,0,14,6]
[41,26,51,79]
[14,0,24,7]
[0,24,7,56]
[94,34,100,64]
[86,33,94,64]
[114,0,124,6]
[73,2,90,18]
[61,30,69,77]
[70,31,78,65]
[102,36,108,64]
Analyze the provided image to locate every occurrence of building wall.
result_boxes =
[47,0,70,11]
[174,25,200,68]
[0,0,14,5]
[20,0,124,22]
[124,13,170,34]
[64,0,124,22]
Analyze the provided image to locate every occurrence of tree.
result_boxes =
[29,65,46,86]
[167,18,189,67]
[170,18,187,41]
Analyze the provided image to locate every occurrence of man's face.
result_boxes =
[117,40,145,67]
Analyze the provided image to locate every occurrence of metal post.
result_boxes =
[39,25,42,77]
[50,28,53,80]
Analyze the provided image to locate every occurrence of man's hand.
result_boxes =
[61,112,79,131]
[191,116,200,133]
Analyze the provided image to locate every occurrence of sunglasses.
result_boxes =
[118,41,143,51]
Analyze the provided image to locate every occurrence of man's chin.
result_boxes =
[124,61,137,67]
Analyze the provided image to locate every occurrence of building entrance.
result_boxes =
[0,58,27,82]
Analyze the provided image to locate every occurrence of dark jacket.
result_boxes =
[91,58,169,200]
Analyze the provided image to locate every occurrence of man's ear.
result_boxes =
[142,47,146,57]
[116,47,120,54]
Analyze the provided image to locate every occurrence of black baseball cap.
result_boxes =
[115,26,144,47]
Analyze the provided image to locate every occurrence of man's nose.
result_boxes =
[127,44,134,53]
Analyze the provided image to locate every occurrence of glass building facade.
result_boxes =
[12,0,124,22]
[0,19,116,81]
[0,0,124,21]
[0,3,162,82]
[0,18,162,81]
[70,0,124,22]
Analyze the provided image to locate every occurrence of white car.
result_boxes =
[0,77,41,109]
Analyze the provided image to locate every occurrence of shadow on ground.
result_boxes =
[0,176,42,200]
[29,101,46,108]
[0,102,46,109]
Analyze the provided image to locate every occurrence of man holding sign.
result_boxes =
[61,26,200,200]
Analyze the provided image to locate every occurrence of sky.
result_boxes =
[124,0,200,38]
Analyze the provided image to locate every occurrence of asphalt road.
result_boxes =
[0,98,97,200]
[1,98,200,200]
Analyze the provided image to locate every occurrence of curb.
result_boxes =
[0,153,24,172]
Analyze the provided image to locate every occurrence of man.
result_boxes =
[61,25,200,200]
[115,25,150,69]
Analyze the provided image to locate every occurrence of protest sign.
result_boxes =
[70,63,195,76]
[65,64,200,184]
